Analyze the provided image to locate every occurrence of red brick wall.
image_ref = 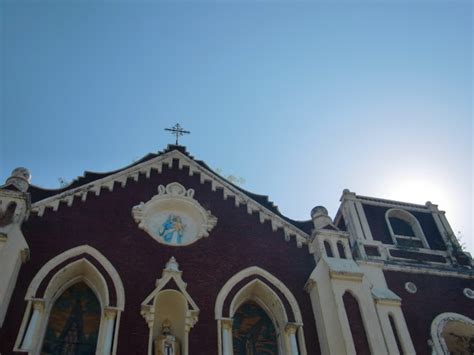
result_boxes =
[384,270,474,355]
[0,162,320,354]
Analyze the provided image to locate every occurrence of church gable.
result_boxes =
[12,148,320,355]
[1,146,473,355]
[28,146,311,248]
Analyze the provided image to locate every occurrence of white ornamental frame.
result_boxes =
[132,182,217,246]
[430,312,474,355]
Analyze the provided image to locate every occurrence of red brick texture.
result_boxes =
[0,162,320,355]
[384,270,474,355]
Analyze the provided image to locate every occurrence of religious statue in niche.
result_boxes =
[159,214,185,244]
[154,319,180,355]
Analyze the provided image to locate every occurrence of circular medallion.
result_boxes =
[132,182,217,247]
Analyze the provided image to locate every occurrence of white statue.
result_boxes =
[154,319,180,355]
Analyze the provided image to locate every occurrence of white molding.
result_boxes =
[430,312,474,355]
[385,208,430,249]
[355,200,373,241]
[140,257,199,355]
[215,266,302,323]
[382,263,474,279]
[26,245,125,309]
[215,266,306,355]
[15,246,125,355]
[30,149,309,246]
[132,182,217,246]
[356,195,429,211]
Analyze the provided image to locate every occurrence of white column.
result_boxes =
[183,323,191,355]
[221,318,234,355]
[285,323,299,355]
[102,308,117,355]
[22,300,44,350]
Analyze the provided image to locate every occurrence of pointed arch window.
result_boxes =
[233,301,278,355]
[41,282,101,354]
[216,266,307,355]
[14,246,125,355]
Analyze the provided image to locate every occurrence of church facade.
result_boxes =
[0,145,472,355]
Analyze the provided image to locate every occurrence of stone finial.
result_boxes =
[165,256,180,272]
[5,168,31,192]
[311,206,334,230]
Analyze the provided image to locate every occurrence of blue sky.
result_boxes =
[1,1,472,252]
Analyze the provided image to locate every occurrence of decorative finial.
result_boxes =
[165,256,180,272]
[165,123,190,145]
[4,167,31,192]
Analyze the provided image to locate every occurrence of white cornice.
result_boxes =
[30,149,309,246]
[383,263,473,279]
[355,194,430,212]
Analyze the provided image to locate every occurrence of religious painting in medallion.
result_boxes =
[132,182,217,246]
[232,301,278,355]
[41,282,100,355]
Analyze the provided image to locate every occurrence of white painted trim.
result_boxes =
[15,246,125,355]
[215,266,306,355]
[383,263,473,279]
[385,208,430,249]
[30,149,309,246]
[355,200,374,241]
[355,194,429,211]
[140,258,199,355]
[215,266,302,323]
[230,280,287,354]
[26,245,125,309]
[430,312,474,355]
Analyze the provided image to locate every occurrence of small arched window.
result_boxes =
[388,314,403,354]
[337,242,346,259]
[343,292,371,355]
[324,241,334,257]
[385,209,429,249]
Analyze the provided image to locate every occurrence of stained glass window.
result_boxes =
[41,282,101,355]
[232,301,278,355]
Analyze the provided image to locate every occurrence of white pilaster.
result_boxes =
[221,318,234,355]
[285,323,300,355]
[21,300,44,350]
[102,308,117,355]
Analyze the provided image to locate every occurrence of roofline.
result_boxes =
[30,148,311,246]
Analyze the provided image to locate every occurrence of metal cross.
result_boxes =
[165,123,190,145]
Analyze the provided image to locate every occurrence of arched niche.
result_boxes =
[141,257,199,355]
[153,290,187,349]
[431,312,474,354]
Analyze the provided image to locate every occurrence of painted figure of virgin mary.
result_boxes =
[159,215,185,244]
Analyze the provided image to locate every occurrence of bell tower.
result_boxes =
[0,167,31,326]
